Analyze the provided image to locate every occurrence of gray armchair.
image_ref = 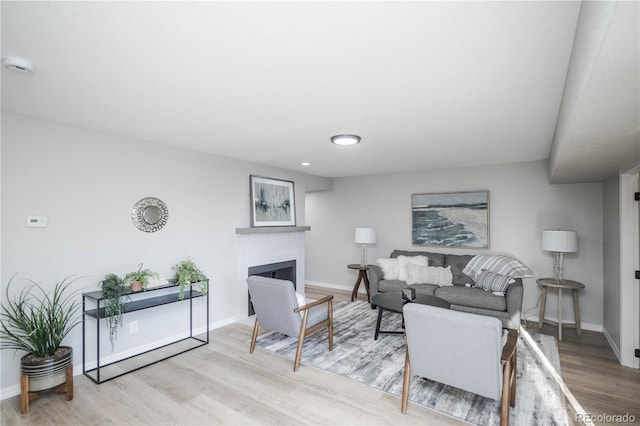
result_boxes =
[246,275,334,371]
[401,303,518,426]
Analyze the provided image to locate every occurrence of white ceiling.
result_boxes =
[1,1,638,181]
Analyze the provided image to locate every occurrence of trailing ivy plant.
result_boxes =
[101,273,128,351]
[0,276,81,359]
[172,258,208,300]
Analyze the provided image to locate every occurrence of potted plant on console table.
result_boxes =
[124,263,158,292]
[101,273,128,351]
[172,257,208,300]
[0,276,81,414]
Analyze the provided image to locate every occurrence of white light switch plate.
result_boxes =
[26,216,48,228]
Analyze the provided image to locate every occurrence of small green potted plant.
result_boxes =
[124,263,158,292]
[172,257,208,300]
[101,273,128,351]
[0,275,81,412]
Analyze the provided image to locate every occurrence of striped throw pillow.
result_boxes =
[475,269,514,293]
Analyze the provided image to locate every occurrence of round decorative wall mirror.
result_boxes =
[131,197,168,232]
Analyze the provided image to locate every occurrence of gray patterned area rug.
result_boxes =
[255,300,568,426]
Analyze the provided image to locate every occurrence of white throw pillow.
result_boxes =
[377,258,400,280]
[405,264,430,285]
[426,266,453,286]
[397,255,428,282]
[295,292,306,318]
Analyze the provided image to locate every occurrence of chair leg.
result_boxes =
[294,310,309,372]
[328,299,334,351]
[510,349,517,408]
[500,358,512,426]
[401,350,411,414]
[249,319,260,354]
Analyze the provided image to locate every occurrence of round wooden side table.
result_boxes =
[537,278,585,341]
[348,264,370,302]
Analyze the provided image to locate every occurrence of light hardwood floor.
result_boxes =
[525,320,640,426]
[2,285,639,425]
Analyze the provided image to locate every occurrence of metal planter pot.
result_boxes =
[20,346,72,392]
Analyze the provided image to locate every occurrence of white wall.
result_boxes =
[0,113,329,397]
[602,175,621,349]
[306,160,603,330]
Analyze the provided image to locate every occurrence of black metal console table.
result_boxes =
[82,280,209,384]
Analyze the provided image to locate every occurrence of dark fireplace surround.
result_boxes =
[247,260,296,316]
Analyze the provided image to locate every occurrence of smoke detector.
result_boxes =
[3,56,34,74]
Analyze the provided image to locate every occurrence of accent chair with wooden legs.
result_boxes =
[246,275,333,372]
[401,303,518,426]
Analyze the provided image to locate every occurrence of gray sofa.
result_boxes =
[369,250,523,329]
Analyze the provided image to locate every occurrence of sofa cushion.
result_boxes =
[444,254,475,286]
[411,284,439,296]
[375,280,439,296]
[378,279,410,293]
[434,286,507,311]
[390,250,445,267]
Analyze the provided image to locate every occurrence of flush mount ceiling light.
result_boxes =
[330,134,361,146]
[3,56,34,74]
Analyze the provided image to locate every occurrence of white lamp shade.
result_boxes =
[542,230,577,252]
[355,228,376,244]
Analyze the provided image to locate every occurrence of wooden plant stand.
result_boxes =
[20,364,73,414]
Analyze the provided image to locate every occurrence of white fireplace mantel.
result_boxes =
[235,226,310,234]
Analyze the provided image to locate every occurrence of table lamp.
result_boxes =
[355,227,376,267]
[542,230,577,282]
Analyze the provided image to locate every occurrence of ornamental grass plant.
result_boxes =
[0,276,81,359]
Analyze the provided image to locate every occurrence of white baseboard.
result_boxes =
[210,316,238,331]
[602,328,622,362]
[524,315,603,333]
[0,384,20,401]
[305,280,365,294]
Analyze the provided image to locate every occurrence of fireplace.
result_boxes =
[247,260,296,316]
[235,227,308,319]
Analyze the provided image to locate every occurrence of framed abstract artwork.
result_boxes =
[412,191,489,248]
[250,175,296,227]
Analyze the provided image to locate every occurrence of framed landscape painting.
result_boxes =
[412,191,489,248]
[250,175,296,227]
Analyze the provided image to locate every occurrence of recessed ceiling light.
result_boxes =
[301,162,311,166]
[3,56,34,74]
[331,134,361,145]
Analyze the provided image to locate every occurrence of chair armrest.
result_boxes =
[294,295,334,312]
[500,329,518,364]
